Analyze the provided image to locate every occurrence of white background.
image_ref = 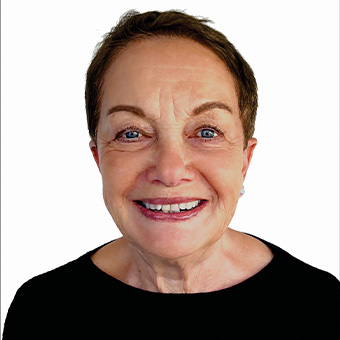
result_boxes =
[1,0,339,329]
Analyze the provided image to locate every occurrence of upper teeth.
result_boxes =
[143,200,201,213]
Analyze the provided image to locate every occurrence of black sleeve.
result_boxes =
[2,283,38,339]
[2,278,65,339]
[324,273,340,339]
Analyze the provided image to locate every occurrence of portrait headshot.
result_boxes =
[2,0,339,338]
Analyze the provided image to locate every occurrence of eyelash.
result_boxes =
[195,124,225,140]
[113,124,225,143]
[114,125,144,143]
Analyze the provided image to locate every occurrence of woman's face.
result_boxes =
[92,38,256,259]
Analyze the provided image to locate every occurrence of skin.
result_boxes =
[90,37,273,293]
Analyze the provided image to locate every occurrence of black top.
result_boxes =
[3,237,340,339]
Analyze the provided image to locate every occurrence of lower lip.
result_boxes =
[133,201,208,222]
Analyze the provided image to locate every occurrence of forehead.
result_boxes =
[101,37,239,115]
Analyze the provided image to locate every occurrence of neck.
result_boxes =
[126,232,236,293]
[91,230,273,294]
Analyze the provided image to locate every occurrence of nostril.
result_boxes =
[147,165,195,187]
[145,143,195,186]
[146,164,195,187]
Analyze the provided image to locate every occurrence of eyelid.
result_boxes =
[113,125,153,144]
[112,123,226,143]
[115,126,141,138]
[196,124,225,135]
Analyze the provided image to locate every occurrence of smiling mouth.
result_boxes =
[135,200,204,214]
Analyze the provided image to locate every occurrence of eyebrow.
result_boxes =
[107,105,145,117]
[106,101,233,118]
[192,101,233,116]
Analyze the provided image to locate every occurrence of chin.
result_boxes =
[114,197,230,260]
[129,218,218,260]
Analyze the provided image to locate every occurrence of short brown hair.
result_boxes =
[85,10,258,147]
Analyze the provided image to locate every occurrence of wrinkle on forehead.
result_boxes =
[101,37,239,121]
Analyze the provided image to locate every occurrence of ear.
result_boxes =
[89,140,100,171]
[242,138,257,180]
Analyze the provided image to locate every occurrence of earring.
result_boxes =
[240,187,245,195]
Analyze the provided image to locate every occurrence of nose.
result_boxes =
[146,140,195,187]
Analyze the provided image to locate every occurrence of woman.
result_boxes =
[4,10,339,339]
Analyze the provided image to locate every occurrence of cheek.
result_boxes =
[100,151,141,204]
[197,149,243,204]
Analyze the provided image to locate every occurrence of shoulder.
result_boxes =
[261,237,340,309]
[3,246,106,338]
[264,237,338,281]
[246,232,339,288]
[20,251,91,292]
[287,250,340,302]
[252,236,340,337]
[15,241,115,293]
[267,238,339,285]
[6,250,93,316]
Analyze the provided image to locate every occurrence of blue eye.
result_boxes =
[199,129,217,138]
[124,131,141,139]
